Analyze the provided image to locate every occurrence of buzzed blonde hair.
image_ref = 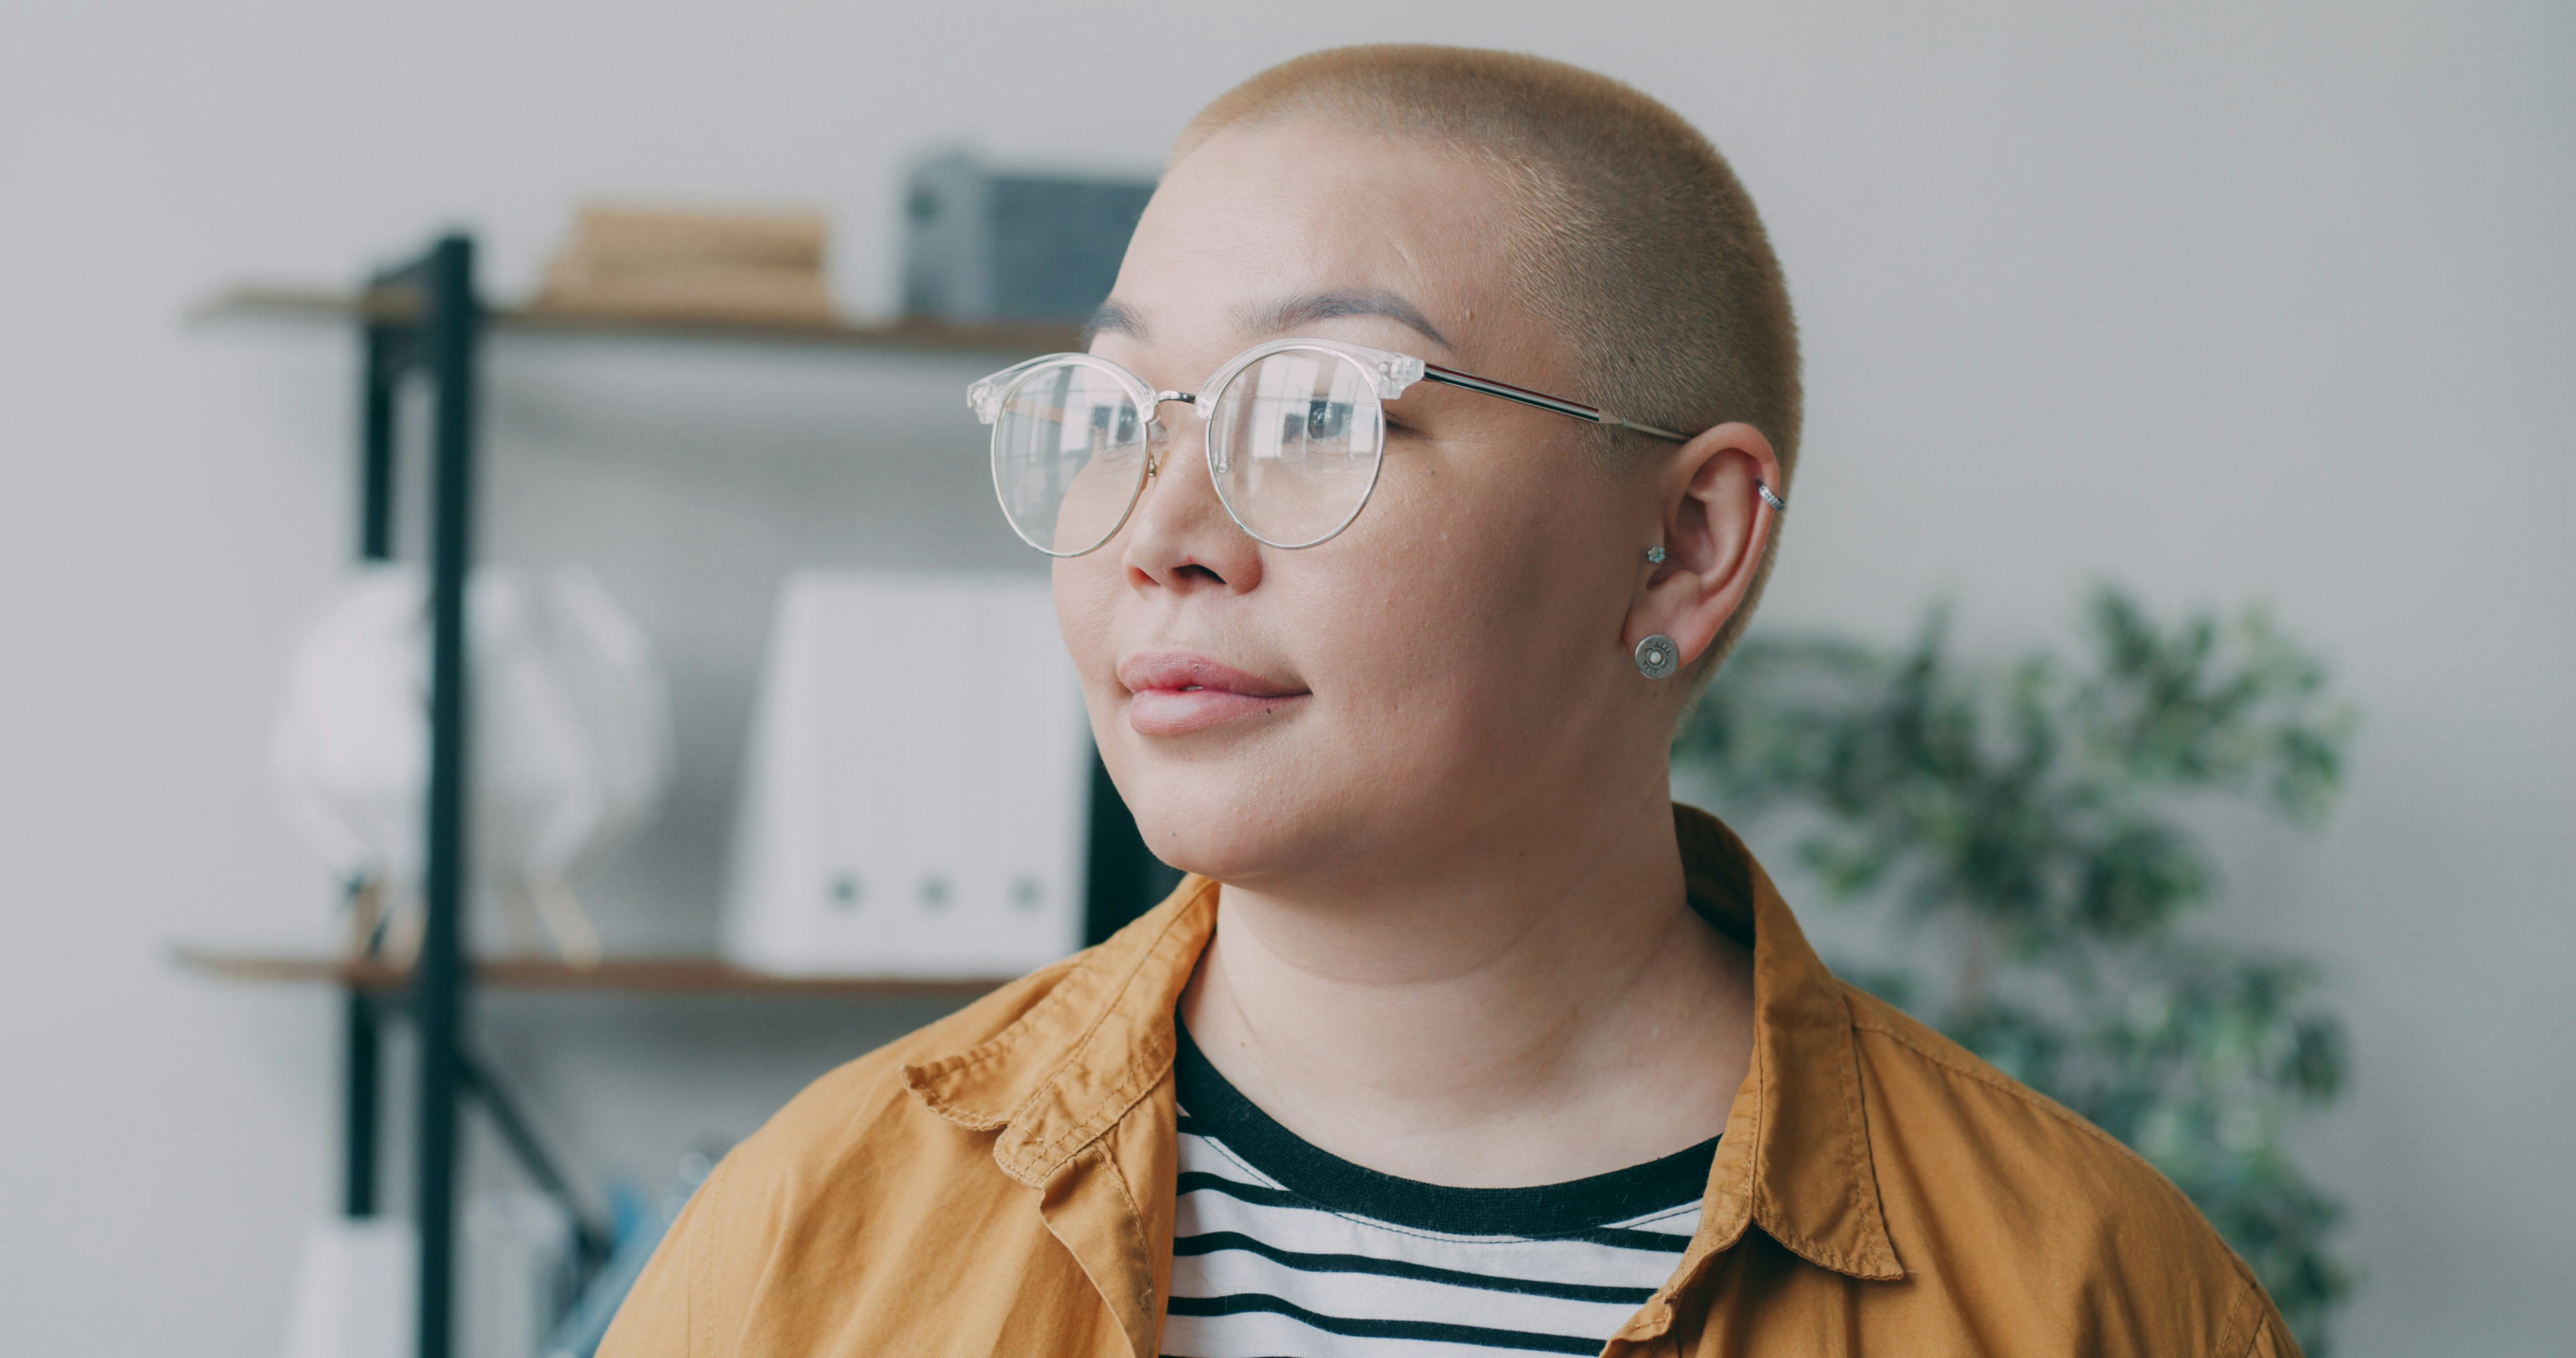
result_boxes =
[1174,45,1799,679]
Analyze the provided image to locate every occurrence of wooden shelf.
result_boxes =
[191,284,1084,358]
[172,944,1013,1000]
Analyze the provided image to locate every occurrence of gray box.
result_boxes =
[901,150,1157,326]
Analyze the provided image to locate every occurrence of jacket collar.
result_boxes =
[1667,804,1904,1281]
[901,804,1900,1281]
[902,875,1218,1186]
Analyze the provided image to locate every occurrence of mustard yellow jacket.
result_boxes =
[601,807,2299,1357]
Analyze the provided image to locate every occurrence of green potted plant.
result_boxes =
[1675,587,2358,1353]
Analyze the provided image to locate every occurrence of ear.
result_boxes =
[1623,421,1784,671]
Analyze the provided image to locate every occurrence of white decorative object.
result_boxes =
[269,565,673,962]
[281,1218,413,1358]
[725,571,1089,978]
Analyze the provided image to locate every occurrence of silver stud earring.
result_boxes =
[1645,545,1667,564]
[1635,634,1679,680]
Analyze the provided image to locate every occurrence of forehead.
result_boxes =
[1104,119,1529,363]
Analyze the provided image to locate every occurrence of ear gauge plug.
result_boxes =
[1635,634,1679,680]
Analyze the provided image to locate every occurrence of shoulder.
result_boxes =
[1837,985,2290,1357]
[1839,982,2189,1205]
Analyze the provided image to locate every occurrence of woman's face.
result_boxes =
[1057,119,1666,888]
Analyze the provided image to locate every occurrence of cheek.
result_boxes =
[1372,436,1601,641]
[1050,555,1124,689]
[1298,462,1608,756]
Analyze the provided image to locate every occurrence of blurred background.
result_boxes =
[1,1,2568,1355]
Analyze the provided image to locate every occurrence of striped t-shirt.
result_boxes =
[1164,1023,1713,1357]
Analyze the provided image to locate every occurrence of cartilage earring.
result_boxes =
[1645,545,1667,564]
[1635,634,1679,680]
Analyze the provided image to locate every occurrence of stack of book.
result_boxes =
[535,204,833,325]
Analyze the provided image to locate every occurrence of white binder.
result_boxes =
[724,572,1091,977]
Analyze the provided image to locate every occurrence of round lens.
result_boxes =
[990,361,1150,556]
[1206,348,1384,548]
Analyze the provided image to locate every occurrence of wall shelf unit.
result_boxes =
[182,233,1180,1358]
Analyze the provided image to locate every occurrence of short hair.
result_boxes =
[1172,45,1801,680]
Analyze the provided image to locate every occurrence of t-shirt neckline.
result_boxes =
[1172,1017,1717,1239]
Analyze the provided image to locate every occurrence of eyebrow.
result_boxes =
[1083,287,1453,353]
[1083,299,1148,345]
[1245,287,1450,351]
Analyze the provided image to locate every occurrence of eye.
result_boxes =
[1299,398,1354,443]
[1088,400,1144,447]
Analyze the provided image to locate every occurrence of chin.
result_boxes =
[1108,741,1379,888]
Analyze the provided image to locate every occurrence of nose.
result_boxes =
[1118,398,1264,595]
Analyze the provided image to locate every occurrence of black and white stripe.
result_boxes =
[1163,1025,1712,1357]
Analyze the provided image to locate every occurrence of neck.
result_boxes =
[1177,765,1756,1188]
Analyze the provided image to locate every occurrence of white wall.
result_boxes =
[2,2,2567,1354]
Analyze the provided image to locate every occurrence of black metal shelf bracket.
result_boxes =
[341,233,599,1358]
[412,233,477,1358]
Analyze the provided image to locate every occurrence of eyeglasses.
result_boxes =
[968,338,1785,556]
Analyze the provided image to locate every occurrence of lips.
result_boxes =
[1119,649,1309,736]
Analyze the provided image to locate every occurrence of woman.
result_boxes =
[605,46,2299,1358]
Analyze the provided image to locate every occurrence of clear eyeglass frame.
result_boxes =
[967,336,1784,557]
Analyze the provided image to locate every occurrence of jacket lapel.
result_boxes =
[904,876,1218,1357]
